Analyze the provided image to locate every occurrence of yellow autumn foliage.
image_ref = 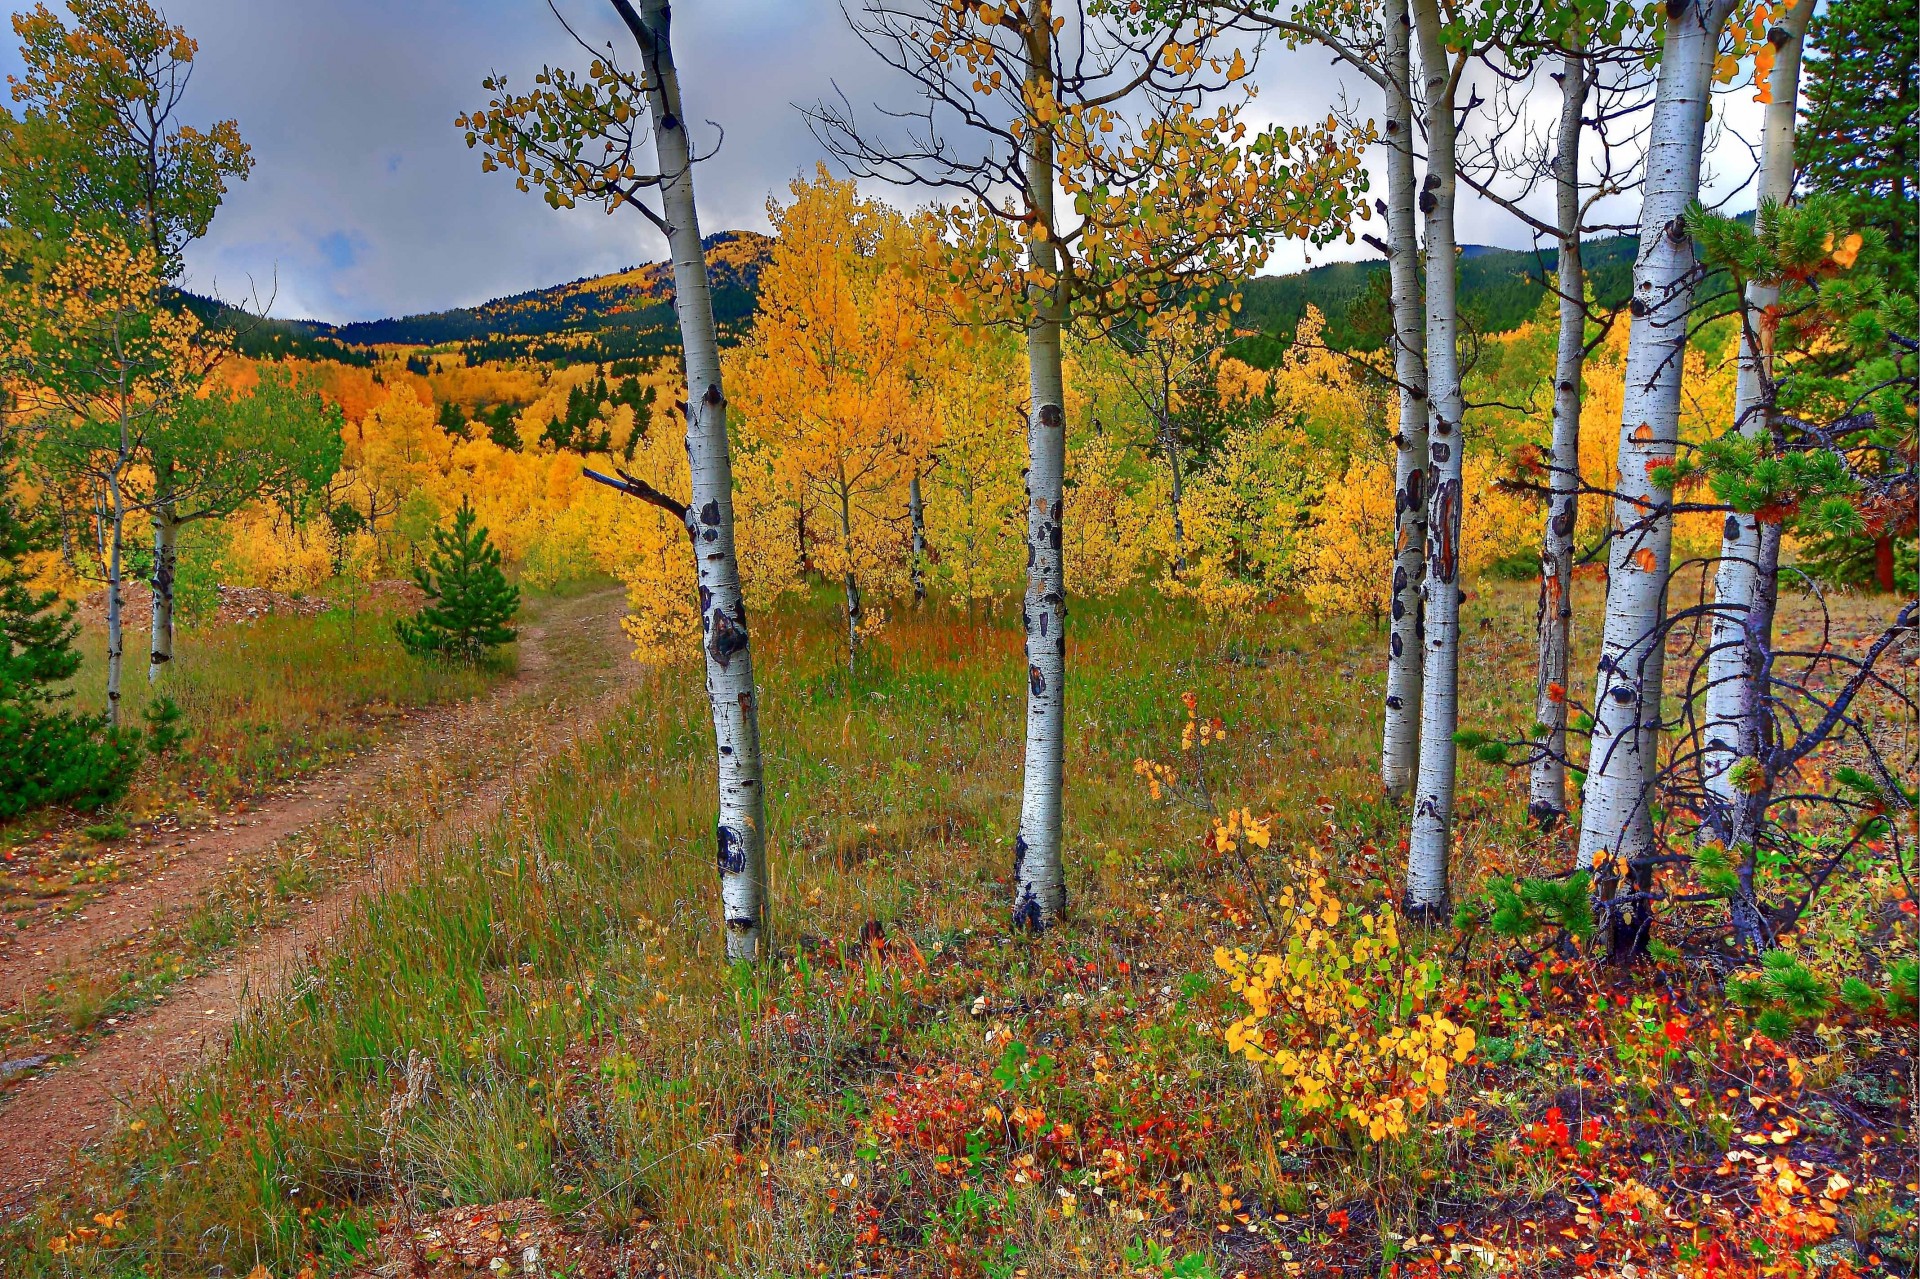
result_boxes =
[1216,863,1475,1144]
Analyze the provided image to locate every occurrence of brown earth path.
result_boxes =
[0,586,635,1215]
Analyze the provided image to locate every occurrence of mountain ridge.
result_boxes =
[192,229,1639,368]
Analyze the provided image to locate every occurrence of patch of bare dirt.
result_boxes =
[359,1198,652,1278]
[0,587,633,1215]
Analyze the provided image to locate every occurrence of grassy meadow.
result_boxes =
[2,582,1911,1278]
[67,593,503,819]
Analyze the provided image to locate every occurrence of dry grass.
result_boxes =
[3,581,1910,1278]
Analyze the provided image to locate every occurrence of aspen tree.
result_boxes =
[1401,0,1473,919]
[460,0,771,960]
[816,0,1365,930]
[3,1,251,683]
[1452,3,1653,825]
[1701,0,1817,807]
[1576,0,1745,934]
[730,170,934,666]
[1229,0,1431,797]
[0,234,214,727]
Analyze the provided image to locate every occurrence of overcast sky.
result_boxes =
[1,2,1770,324]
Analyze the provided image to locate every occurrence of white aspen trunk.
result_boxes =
[1528,51,1590,827]
[149,498,178,684]
[839,484,861,668]
[1702,0,1816,809]
[1162,421,1188,575]
[1012,14,1068,931]
[1403,0,1463,920]
[1726,518,1783,950]
[908,471,927,605]
[1576,0,1740,892]
[1381,0,1431,801]
[632,0,770,961]
[102,482,126,730]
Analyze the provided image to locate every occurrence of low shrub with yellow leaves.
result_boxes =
[1215,864,1475,1146]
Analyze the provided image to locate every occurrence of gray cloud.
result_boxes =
[2,2,1765,324]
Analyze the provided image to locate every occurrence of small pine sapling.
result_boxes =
[394,500,519,664]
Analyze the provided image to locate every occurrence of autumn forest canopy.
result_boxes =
[0,1,1914,1277]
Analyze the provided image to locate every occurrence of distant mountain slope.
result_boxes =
[329,229,772,348]
[1231,235,1639,364]
[187,228,1645,369]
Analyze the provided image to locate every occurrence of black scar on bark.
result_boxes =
[1408,468,1424,507]
[1049,522,1062,551]
[1392,597,1405,620]
[1037,612,1048,637]
[1394,565,1408,592]
[1391,631,1403,658]
[726,916,758,936]
[1029,664,1045,695]
[717,824,747,875]
[701,500,721,525]
[1552,505,1575,537]
[708,605,750,668]
[1723,514,1741,540]
[1011,884,1049,933]
[703,384,726,408]
[1610,684,1637,704]
[1431,441,1450,464]
[1013,833,1027,877]
[1527,798,1566,830]
[1431,479,1462,583]
[1386,694,1403,710]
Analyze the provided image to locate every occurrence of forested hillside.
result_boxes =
[188,232,1640,369]
[0,1,1912,1277]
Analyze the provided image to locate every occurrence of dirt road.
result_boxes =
[0,587,635,1213]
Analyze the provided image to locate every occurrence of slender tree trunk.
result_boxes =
[1162,419,1188,576]
[1577,0,1740,932]
[839,485,861,668]
[1381,0,1431,801]
[1703,0,1816,807]
[909,470,928,605]
[629,0,769,961]
[1726,518,1783,952]
[102,482,126,729]
[149,499,178,684]
[1012,15,1068,931]
[1529,50,1590,827]
[1403,0,1463,921]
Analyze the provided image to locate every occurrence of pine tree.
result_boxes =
[0,439,142,818]
[1799,0,1916,295]
[394,500,520,663]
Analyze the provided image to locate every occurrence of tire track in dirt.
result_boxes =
[0,587,636,1214]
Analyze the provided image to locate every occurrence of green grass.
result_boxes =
[64,598,500,815]
[3,583,1908,1277]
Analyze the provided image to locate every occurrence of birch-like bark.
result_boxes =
[149,498,178,683]
[1381,0,1431,800]
[1161,421,1188,576]
[1403,0,1464,920]
[1702,0,1815,807]
[908,470,927,604]
[628,0,770,961]
[1576,0,1740,883]
[1725,518,1783,951]
[102,482,126,730]
[839,483,861,667]
[1012,15,1069,931]
[1528,51,1590,827]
